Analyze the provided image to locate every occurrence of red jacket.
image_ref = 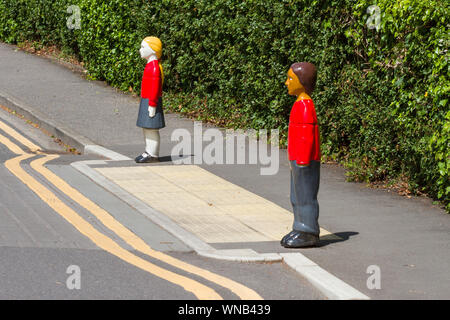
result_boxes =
[288,99,321,165]
[141,59,162,107]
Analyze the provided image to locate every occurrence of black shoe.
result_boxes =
[282,231,319,248]
[135,153,145,162]
[135,152,159,163]
[138,154,159,163]
[280,230,298,246]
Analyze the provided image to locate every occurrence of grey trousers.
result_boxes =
[290,160,320,235]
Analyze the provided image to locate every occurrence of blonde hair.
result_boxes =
[143,36,164,84]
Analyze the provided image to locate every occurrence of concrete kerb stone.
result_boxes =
[0,88,370,300]
[84,145,131,161]
[281,253,370,300]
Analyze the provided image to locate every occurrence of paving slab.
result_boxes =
[93,164,337,244]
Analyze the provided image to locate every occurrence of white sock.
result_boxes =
[143,128,160,157]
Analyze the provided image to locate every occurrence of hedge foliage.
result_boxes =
[0,0,448,210]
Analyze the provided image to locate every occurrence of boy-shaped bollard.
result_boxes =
[135,36,165,163]
[281,62,321,248]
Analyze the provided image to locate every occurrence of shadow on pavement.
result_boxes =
[159,154,193,163]
[318,231,359,247]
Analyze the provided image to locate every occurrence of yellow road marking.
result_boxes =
[31,156,262,300]
[0,119,41,152]
[0,133,221,300]
[0,132,27,154]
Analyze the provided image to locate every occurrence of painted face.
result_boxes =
[139,40,156,60]
[285,68,305,96]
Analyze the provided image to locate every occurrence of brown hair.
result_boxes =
[290,62,317,95]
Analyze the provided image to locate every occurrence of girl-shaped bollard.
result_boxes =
[135,36,165,163]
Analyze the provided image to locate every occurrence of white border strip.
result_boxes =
[281,253,370,300]
[84,145,131,161]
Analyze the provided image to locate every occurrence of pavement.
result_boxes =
[1,42,449,300]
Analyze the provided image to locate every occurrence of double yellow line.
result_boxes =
[0,119,262,300]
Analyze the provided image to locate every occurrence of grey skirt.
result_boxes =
[136,97,165,129]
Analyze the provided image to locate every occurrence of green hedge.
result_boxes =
[0,0,448,210]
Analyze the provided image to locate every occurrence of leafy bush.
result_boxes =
[0,0,448,210]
